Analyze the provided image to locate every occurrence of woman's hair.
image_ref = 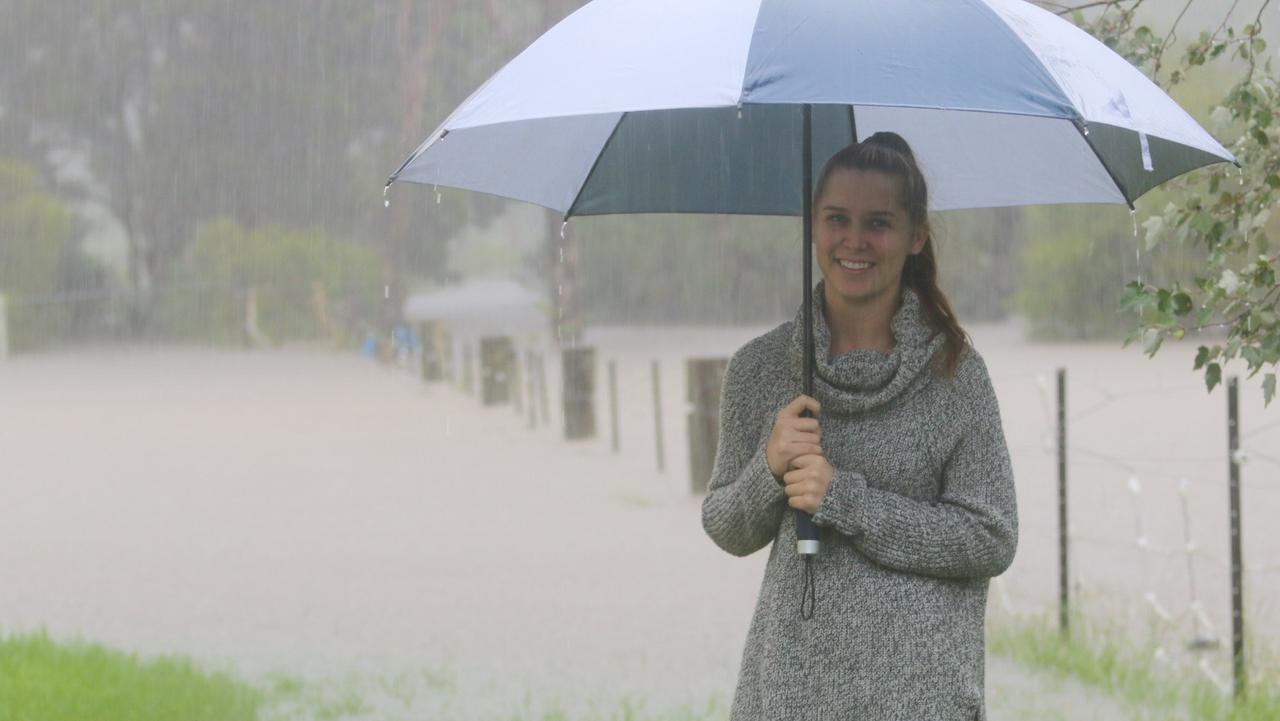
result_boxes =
[813,131,968,377]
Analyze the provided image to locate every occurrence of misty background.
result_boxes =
[2,0,1266,353]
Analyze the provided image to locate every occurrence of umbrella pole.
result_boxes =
[798,104,820,565]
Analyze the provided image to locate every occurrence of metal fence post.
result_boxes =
[1227,376,1246,700]
[652,360,665,473]
[608,359,620,453]
[0,293,8,361]
[1058,367,1069,637]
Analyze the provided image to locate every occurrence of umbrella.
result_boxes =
[385,0,1236,558]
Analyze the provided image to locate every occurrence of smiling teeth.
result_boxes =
[839,260,871,270]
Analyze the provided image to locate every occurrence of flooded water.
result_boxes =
[1,323,1276,717]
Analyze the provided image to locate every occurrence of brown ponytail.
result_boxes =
[814,132,969,376]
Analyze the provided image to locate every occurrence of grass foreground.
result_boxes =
[0,630,263,721]
[988,614,1280,721]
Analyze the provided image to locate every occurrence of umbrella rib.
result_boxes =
[564,114,628,220]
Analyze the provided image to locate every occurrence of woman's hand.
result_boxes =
[783,453,833,515]
[766,395,822,480]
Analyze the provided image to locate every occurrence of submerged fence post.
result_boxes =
[687,358,728,494]
[1057,367,1069,637]
[1227,376,1246,700]
[0,293,8,361]
[479,336,516,406]
[608,359,620,453]
[511,345,524,416]
[536,352,550,428]
[525,349,537,429]
[419,321,442,382]
[652,360,665,473]
[461,343,474,396]
[562,347,596,440]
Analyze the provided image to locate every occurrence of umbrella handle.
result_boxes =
[797,103,821,562]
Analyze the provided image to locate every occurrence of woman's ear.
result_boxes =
[910,227,927,255]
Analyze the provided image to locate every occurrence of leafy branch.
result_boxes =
[1051,1,1280,404]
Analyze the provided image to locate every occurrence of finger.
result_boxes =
[789,453,817,469]
[796,394,821,417]
[779,395,811,419]
[783,432,824,448]
[789,418,820,433]
[785,445,823,464]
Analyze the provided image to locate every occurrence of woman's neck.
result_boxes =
[824,286,900,358]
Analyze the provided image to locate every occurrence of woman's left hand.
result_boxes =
[782,453,833,515]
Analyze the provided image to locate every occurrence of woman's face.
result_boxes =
[814,168,925,310]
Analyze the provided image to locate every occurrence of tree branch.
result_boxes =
[1154,0,1197,80]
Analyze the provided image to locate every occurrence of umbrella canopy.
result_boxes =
[389,0,1235,214]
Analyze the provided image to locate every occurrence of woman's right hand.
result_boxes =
[766,395,822,480]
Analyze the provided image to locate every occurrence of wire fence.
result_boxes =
[417,327,1280,699]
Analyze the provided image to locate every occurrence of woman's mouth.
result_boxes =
[837,259,872,271]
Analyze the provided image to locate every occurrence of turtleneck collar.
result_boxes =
[788,281,944,417]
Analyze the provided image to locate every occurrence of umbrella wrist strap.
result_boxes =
[800,556,816,619]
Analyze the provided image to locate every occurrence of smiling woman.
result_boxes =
[701,133,1019,721]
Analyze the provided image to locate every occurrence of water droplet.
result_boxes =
[384,285,390,300]
[559,247,564,263]
[561,221,568,240]
[1131,209,1138,240]
[1238,166,1244,186]
[383,186,390,208]
[737,104,743,119]
[557,284,563,297]
[1083,124,1090,136]
[435,186,442,204]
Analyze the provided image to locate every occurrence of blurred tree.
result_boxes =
[170,217,380,345]
[0,1,556,340]
[0,157,101,351]
[1038,1,1280,403]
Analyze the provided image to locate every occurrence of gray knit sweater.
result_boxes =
[701,284,1017,721]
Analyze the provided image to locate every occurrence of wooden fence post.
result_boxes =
[687,358,728,494]
[562,347,596,440]
[479,336,516,406]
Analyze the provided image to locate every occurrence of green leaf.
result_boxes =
[1253,127,1270,147]
[1243,345,1263,369]
[1265,373,1277,406]
[1171,292,1193,316]
[1194,345,1211,370]
[1120,282,1155,312]
[1142,328,1164,357]
[1206,362,1223,392]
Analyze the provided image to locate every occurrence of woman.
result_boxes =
[701,132,1018,721]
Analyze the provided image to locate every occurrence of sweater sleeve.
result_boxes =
[701,347,788,557]
[812,356,1018,580]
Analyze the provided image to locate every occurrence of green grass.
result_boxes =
[0,630,263,721]
[988,614,1280,721]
